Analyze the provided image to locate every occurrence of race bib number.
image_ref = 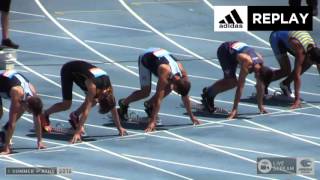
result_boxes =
[231,42,248,51]
[1,69,17,78]
[153,49,170,58]
[89,68,107,78]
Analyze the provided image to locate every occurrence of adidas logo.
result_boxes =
[219,9,243,29]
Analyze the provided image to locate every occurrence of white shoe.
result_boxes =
[279,82,295,98]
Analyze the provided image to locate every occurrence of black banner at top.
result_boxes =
[248,6,313,31]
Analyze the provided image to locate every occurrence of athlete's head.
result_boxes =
[98,87,115,114]
[26,96,43,116]
[173,76,191,97]
[308,47,320,64]
[257,66,274,87]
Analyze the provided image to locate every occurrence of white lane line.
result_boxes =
[17,49,101,63]
[209,143,286,157]
[313,16,320,23]
[34,0,139,78]
[209,143,320,164]
[188,74,218,81]
[165,33,272,50]
[85,39,146,50]
[127,65,138,69]
[72,170,125,180]
[270,113,300,117]
[164,131,315,180]
[292,133,320,141]
[119,0,226,72]
[5,133,144,158]
[196,125,224,129]
[2,156,70,180]
[43,73,60,78]
[84,142,193,180]
[10,28,71,39]
[48,116,185,142]
[218,122,269,132]
[0,158,16,163]
[13,135,99,152]
[164,131,255,163]
[273,88,320,97]
[11,10,46,18]
[304,72,319,76]
[33,149,66,153]
[57,17,153,33]
[244,120,320,147]
[123,154,278,180]
[113,84,140,90]
[37,93,82,103]
[85,39,193,58]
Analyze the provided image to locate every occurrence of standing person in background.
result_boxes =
[289,0,318,16]
[0,0,19,49]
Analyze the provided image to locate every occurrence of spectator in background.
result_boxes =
[289,0,318,16]
[1,0,19,49]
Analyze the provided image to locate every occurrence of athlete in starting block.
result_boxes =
[268,31,320,109]
[0,70,45,154]
[40,61,127,144]
[201,41,273,119]
[118,48,200,132]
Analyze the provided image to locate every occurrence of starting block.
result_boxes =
[249,90,303,103]
[36,123,87,136]
[182,102,229,115]
[0,49,16,70]
[116,108,162,125]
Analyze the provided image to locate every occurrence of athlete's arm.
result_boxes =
[145,68,168,132]
[29,85,45,149]
[110,106,127,136]
[176,63,199,124]
[290,39,305,109]
[181,95,200,125]
[33,114,45,149]
[71,79,94,143]
[1,89,23,154]
[177,62,188,80]
[255,75,267,114]
[228,54,249,119]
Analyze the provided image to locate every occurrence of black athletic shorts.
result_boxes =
[217,42,238,79]
[60,63,78,100]
[0,0,11,12]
